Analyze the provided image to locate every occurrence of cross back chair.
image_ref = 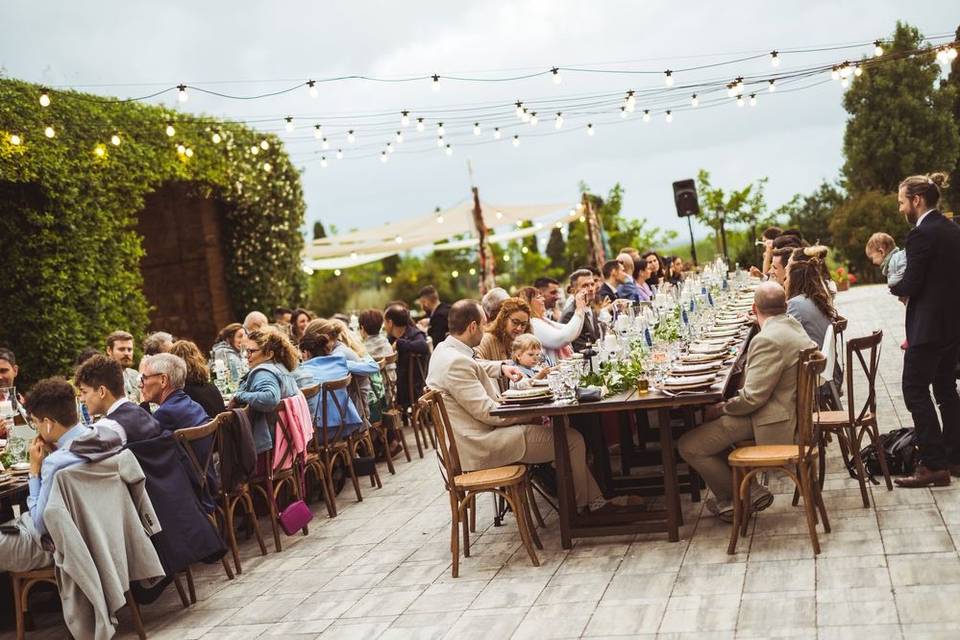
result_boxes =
[348,376,383,490]
[300,383,337,518]
[378,352,412,463]
[418,388,542,578]
[727,349,831,555]
[814,329,891,507]
[405,352,435,457]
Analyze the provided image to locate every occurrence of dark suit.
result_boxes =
[890,210,960,469]
[108,401,163,443]
[598,282,617,304]
[560,305,600,353]
[426,302,451,347]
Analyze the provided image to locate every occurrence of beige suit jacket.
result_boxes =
[426,336,531,471]
[723,314,816,444]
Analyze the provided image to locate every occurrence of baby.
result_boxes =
[508,334,552,386]
[865,232,906,286]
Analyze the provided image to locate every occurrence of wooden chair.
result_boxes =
[378,353,412,464]
[404,352,435,457]
[305,376,365,513]
[173,414,240,588]
[300,384,338,518]
[348,377,383,490]
[11,569,147,640]
[418,389,542,578]
[728,349,830,555]
[814,330,892,507]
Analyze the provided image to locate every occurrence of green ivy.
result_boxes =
[0,78,306,386]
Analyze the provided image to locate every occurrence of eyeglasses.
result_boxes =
[246,347,261,355]
[138,372,162,386]
[508,318,529,329]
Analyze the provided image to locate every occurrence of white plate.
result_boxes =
[502,388,552,399]
[10,462,30,471]
[664,374,716,386]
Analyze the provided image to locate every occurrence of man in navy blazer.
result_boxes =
[890,173,960,487]
[75,355,162,444]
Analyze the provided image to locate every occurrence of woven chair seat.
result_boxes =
[815,410,873,426]
[454,465,526,490]
[729,445,815,466]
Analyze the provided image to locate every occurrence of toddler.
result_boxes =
[865,232,906,286]
[508,335,551,385]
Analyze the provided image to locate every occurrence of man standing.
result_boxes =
[75,355,162,443]
[416,285,451,347]
[890,173,960,487]
[678,283,815,520]
[560,269,600,352]
[598,260,626,304]
[105,330,140,402]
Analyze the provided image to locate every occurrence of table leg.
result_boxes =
[553,415,576,549]
[658,408,681,542]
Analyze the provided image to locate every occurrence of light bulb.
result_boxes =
[840,64,852,79]
[395,236,403,243]
[437,136,444,148]
[770,51,780,67]
[493,127,501,139]
[768,79,776,92]
[665,110,673,123]
[727,84,737,98]
[385,276,393,284]
[949,48,958,61]
[469,268,476,275]
[395,131,403,143]
[177,144,186,155]
[416,118,425,132]
[437,122,445,136]
[530,112,538,126]
[111,134,121,146]
[336,149,343,159]
[496,211,504,219]
[333,269,341,276]
[314,124,323,139]
[347,130,356,143]
[831,67,840,81]
[521,247,528,254]
[521,108,531,123]
[445,144,453,156]
[937,49,949,64]
[9,134,21,145]
[579,215,586,223]
[736,94,745,107]
[177,84,188,102]
[473,122,481,136]
[841,77,849,89]
[551,67,561,84]
[749,94,757,107]
[211,132,221,144]
[39,92,50,107]
[165,124,176,137]
[587,123,594,136]
[626,91,636,112]
[94,144,106,158]
[322,137,329,150]
[44,126,55,138]
[620,106,628,119]
[642,110,651,123]
[451,270,459,277]
[262,162,271,172]
[386,143,394,154]
[874,40,883,57]
[664,70,674,87]
[381,151,388,163]
[854,65,863,77]
[260,140,269,150]
[515,101,524,118]
[401,111,410,127]
[250,146,259,155]
[284,117,294,132]
[436,215,444,224]
[431,74,440,91]
[307,80,318,98]
[321,156,328,168]
[691,94,699,107]
[512,135,520,147]
[554,113,563,129]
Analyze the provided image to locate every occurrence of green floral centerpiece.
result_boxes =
[580,339,648,394]
[654,307,684,343]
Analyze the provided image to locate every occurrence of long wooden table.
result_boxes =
[491,326,754,548]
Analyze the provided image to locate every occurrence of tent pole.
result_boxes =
[468,161,496,295]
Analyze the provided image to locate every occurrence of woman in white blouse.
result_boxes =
[517,286,587,365]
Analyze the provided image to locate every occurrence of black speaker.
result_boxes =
[672,179,700,218]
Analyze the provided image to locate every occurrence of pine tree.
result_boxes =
[945,24,960,213]
[313,221,327,240]
[546,227,566,270]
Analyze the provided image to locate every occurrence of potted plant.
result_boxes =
[832,267,855,291]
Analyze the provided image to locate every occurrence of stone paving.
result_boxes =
[12,284,960,640]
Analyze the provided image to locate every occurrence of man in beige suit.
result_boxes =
[678,282,816,521]
[426,300,604,511]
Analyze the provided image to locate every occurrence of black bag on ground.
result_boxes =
[850,427,918,483]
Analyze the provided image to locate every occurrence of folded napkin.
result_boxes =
[671,362,722,374]
[690,343,729,354]
[664,374,715,386]
[681,352,726,363]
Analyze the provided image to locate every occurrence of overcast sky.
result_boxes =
[4,1,959,249]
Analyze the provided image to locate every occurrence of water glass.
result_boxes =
[547,370,565,399]
[0,387,15,421]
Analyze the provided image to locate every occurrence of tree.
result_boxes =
[828,190,910,282]
[695,169,770,259]
[313,221,327,240]
[546,227,566,269]
[945,25,960,213]
[776,181,846,247]
[842,21,959,194]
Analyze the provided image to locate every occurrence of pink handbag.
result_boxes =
[279,498,313,535]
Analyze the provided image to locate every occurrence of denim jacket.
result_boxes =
[233,361,299,453]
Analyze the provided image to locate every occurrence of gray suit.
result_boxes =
[678,314,816,500]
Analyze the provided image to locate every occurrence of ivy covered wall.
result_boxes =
[0,78,306,385]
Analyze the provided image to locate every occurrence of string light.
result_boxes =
[401,111,410,127]
[260,139,270,150]
[839,63,852,79]
[445,143,453,156]
[395,131,403,143]
[768,79,776,92]
[736,94,745,107]
[39,91,50,107]
[854,65,863,77]
[395,235,402,243]
[841,77,850,89]
[381,151,388,163]
[770,50,780,67]
[314,124,323,139]
[94,144,106,158]
[664,70,674,87]
[521,246,529,254]
[431,74,440,91]
[469,268,476,276]
[347,130,356,143]
[950,47,959,61]
[691,94,699,107]
[385,276,393,284]
[307,80,318,98]
[551,67,562,84]
[336,149,343,159]
[521,108,531,123]
[642,110,651,123]
[473,122,481,136]
[625,90,636,112]
[44,126,55,138]
[334,269,341,276]
[10,134,22,145]
[250,145,259,155]
[749,93,757,107]
[211,131,221,144]
[620,106,628,119]
[386,142,394,154]
[554,112,563,129]
[437,136,445,148]
[177,144,186,155]
[493,127,501,139]
[874,40,884,57]
[451,270,460,277]
[321,156,329,168]
[496,211,504,219]
[110,134,121,146]
[416,118,425,132]
[587,123,594,136]
[437,122,445,136]
[436,213,444,224]
[165,123,176,137]
[530,112,539,126]
[284,116,294,132]
[513,135,520,147]
[665,110,673,123]
[515,101,524,118]
[177,84,188,102]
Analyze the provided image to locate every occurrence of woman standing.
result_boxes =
[517,286,586,365]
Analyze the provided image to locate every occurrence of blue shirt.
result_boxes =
[153,389,210,432]
[27,423,90,537]
[295,355,364,436]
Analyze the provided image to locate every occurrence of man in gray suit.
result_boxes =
[678,282,816,521]
[426,299,605,512]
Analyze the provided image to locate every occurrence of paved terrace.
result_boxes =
[12,284,960,640]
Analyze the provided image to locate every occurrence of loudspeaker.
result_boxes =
[672,179,700,218]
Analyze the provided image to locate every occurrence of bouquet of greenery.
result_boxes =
[580,341,649,395]
[654,306,684,343]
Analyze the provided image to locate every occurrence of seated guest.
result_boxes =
[678,283,816,521]
[314,319,382,420]
[508,334,551,381]
[211,322,247,379]
[534,277,562,320]
[416,285,451,347]
[0,347,20,438]
[290,308,315,342]
[517,286,584,365]
[243,311,268,334]
[785,260,836,349]
[560,269,601,352]
[383,304,429,409]
[296,322,366,437]
[169,340,227,420]
[766,247,792,286]
[105,330,140,402]
[231,327,300,454]
[641,251,664,293]
[358,309,393,360]
[140,353,210,432]
[143,331,174,356]
[74,355,162,443]
[599,260,627,303]
[481,287,510,321]
[633,254,655,301]
[477,298,532,362]
[426,300,605,512]
[665,256,685,286]
[273,307,293,326]
[614,253,642,302]
[1,378,90,571]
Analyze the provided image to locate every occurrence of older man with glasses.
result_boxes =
[139,353,211,433]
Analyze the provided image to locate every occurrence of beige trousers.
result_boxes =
[519,423,604,508]
[677,414,754,501]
